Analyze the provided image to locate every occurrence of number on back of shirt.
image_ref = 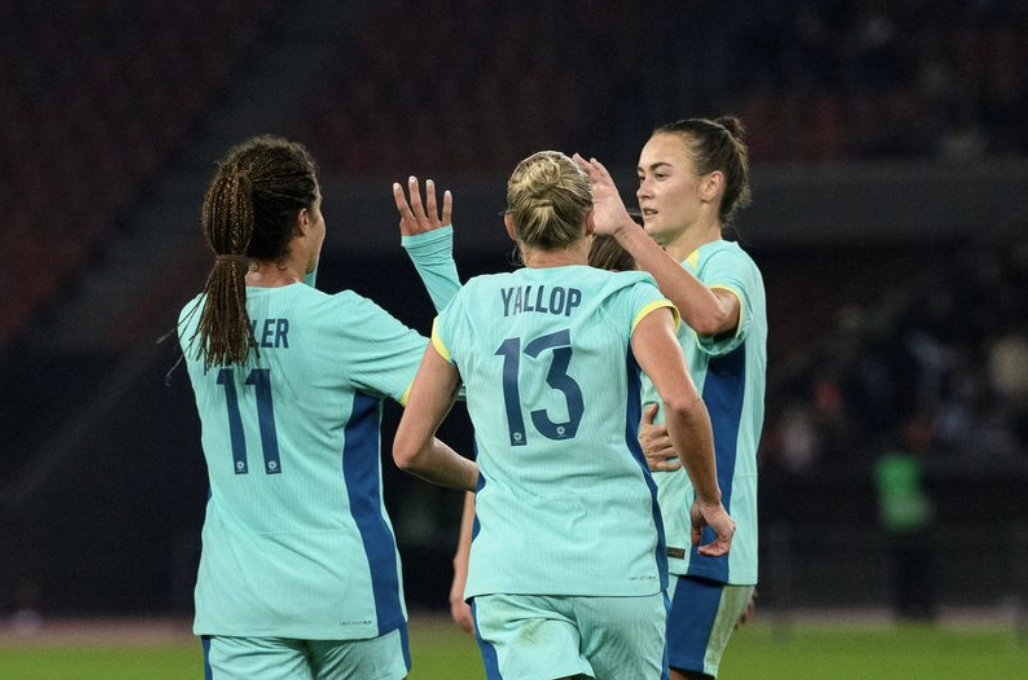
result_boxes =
[495,328,584,446]
[216,367,282,475]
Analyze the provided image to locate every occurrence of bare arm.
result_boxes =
[575,154,739,336]
[614,225,740,336]
[393,345,478,491]
[631,307,734,556]
[449,491,475,634]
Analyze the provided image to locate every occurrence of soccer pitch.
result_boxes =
[1,616,1025,680]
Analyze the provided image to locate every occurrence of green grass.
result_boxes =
[1,617,1026,680]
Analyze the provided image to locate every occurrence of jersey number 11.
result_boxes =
[216,367,282,475]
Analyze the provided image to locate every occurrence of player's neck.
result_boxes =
[520,241,589,269]
[245,258,305,287]
[663,220,722,263]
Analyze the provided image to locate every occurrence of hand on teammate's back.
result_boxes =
[690,499,735,557]
[639,403,683,472]
[393,176,452,236]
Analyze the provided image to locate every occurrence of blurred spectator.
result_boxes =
[875,415,937,621]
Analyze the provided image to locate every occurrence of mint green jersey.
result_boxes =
[178,282,426,640]
[643,240,766,585]
[433,265,678,598]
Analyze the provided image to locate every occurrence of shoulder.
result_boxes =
[697,240,763,283]
[702,240,758,269]
[597,269,662,297]
[179,293,204,321]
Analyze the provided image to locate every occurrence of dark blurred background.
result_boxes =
[1,0,1027,626]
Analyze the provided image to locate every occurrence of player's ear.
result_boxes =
[503,212,518,242]
[294,207,311,237]
[700,171,723,204]
[584,209,596,237]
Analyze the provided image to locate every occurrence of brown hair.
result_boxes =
[506,151,592,251]
[654,116,752,224]
[588,234,636,272]
[190,135,319,370]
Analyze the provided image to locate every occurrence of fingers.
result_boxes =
[698,532,733,557]
[451,601,474,634]
[572,152,592,175]
[642,403,659,425]
[589,156,614,183]
[392,182,417,236]
[408,176,427,223]
[650,458,683,472]
[572,153,614,184]
[442,188,452,226]
[425,179,438,221]
[394,176,452,235]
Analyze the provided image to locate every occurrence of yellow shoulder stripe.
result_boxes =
[632,299,680,334]
[431,318,452,362]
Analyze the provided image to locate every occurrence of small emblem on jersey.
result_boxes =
[556,425,566,436]
[667,547,686,559]
[267,461,278,471]
[236,461,247,472]
[513,431,523,442]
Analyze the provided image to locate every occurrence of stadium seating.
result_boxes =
[292,1,1027,171]
[0,0,283,351]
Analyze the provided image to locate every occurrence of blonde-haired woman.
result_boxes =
[392,151,734,680]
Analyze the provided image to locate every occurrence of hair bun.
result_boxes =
[525,155,565,199]
[715,115,747,142]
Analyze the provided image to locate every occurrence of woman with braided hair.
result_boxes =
[177,135,474,680]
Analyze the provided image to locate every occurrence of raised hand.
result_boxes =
[393,176,452,237]
[572,154,635,237]
[639,403,683,472]
[690,499,735,557]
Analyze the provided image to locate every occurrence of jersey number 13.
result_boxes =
[495,328,584,446]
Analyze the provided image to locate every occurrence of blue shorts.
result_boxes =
[201,625,410,680]
[666,575,753,678]
[472,593,669,680]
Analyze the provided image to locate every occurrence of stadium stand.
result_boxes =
[0,0,283,352]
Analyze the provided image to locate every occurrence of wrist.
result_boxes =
[696,492,723,508]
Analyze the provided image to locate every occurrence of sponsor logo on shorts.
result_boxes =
[667,547,686,559]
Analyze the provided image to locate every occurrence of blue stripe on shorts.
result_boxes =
[667,576,723,673]
[201,635,213,680]
[471,599,503,680]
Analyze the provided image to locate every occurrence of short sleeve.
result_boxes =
[616,276,680,339]
[432,287,469,367]
[695,248,761,356]
[335,292,428,404]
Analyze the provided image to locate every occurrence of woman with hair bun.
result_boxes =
[577,115,767,680]
[393,150,734,680]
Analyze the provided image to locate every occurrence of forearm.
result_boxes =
[402,226,461,312]
[665,397,722,505]
[615,226,732,335]
[400,438,478,492]
[453,491,474,572]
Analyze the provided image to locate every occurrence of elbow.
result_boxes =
[663,390,705,422]
[392,435,423,473]
[689,310,730,337]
